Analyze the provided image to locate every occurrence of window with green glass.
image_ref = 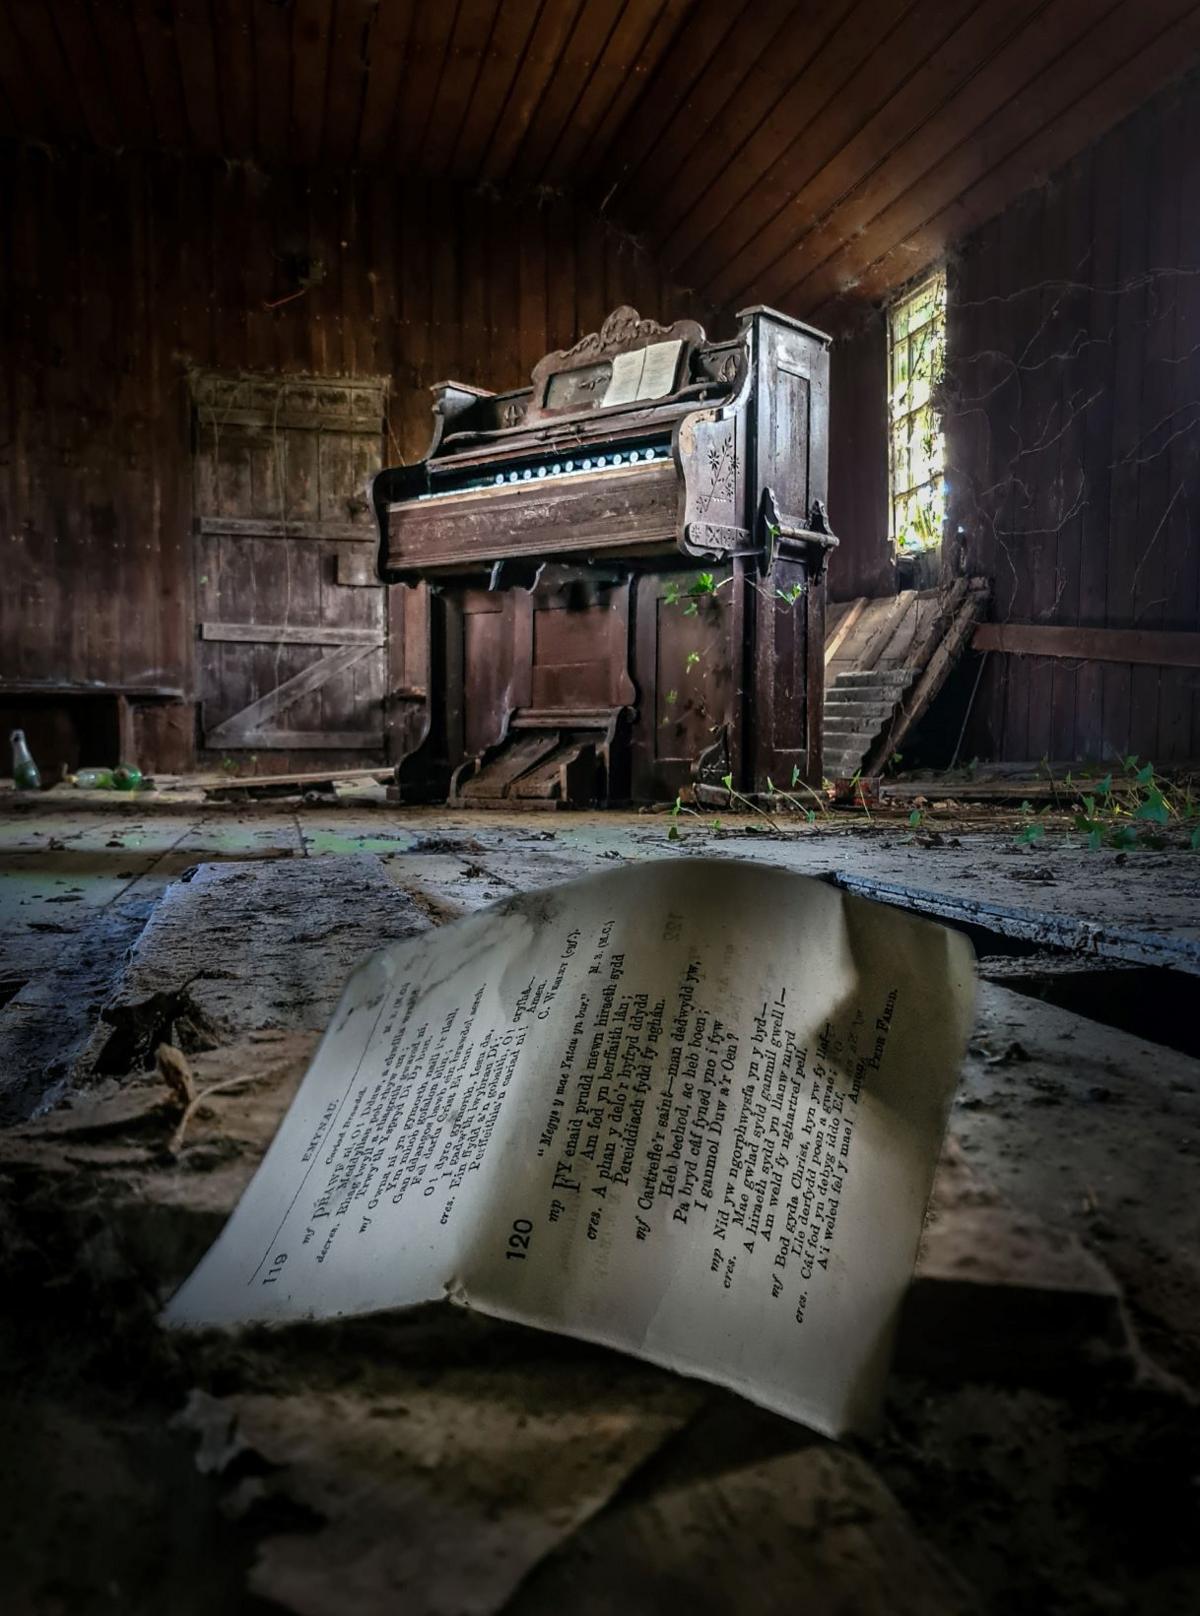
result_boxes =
[888,271,946,552]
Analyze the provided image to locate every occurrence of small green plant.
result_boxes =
[1069,757,1195,851]
[908,808,923,829]
[765,772,828,820]
[850,769,872,824]
[721,771,774,820]
[685,651,700,671]
[775,582,804,605]
[665,688,677,706]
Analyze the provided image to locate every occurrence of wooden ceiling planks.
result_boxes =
[290,0,337,169]
[390,3,460,172]
[829,0,1200,316]
[356,0,415,164]
[508,0,628,183]
[447,1,540,179]
[477,0,591,183]
[2,0,1199,324]
[613,0,805,237]
[419,0,501,177]
[735,0,1117,312]
[649,0,909,270]
[796,0,1200,321]
[249,0,294,167]
[538,0,691,185]
[323,0,379,165]
[591,0,748,210]
[695,0,1015,308]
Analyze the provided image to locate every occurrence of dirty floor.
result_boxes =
[1,802,1198,1615]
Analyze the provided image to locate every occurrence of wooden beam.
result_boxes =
[204,644,376,745]
[194,765,392,789]
[824,596,867,664]
[217,730,384,750]
[200,622,384,646]
[973,623,1200,669]
[196,517,375,542]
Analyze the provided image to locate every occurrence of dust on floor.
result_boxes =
[1,804,1198,1615]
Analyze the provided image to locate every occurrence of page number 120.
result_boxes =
[506,1218,533,1260]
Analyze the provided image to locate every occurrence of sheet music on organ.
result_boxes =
[164,859,975,1438]
[602,339,683,407]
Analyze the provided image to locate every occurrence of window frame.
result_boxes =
[886,270,947,554]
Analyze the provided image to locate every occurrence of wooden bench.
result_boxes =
[0,683,186,773]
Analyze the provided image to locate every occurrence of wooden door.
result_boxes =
[191,372,391,767]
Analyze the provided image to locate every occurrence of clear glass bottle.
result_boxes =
[10,729,41,791]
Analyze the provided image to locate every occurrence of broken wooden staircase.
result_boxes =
[823,578,989,779]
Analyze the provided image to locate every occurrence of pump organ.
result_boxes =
[372,305,837,807]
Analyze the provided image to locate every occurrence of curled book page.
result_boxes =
[164,859,975,1438]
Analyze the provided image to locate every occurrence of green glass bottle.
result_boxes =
[11,729,41,791]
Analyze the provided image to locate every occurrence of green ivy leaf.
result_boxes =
[1134,786,1169,825]
[721,773,733,791]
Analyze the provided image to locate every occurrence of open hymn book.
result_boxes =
[165,860,974,1439]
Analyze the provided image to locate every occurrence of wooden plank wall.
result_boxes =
[826,317,893,603]
[829,66,1200,765]
[0,142,712,769]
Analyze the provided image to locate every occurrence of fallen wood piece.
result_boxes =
[506,1401,981,1616]
[74,856,429,1081]
[879,776,1112,802]
[195,766,393,793]
[176,1371,703,1616]
[902,1203,1129,1383]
